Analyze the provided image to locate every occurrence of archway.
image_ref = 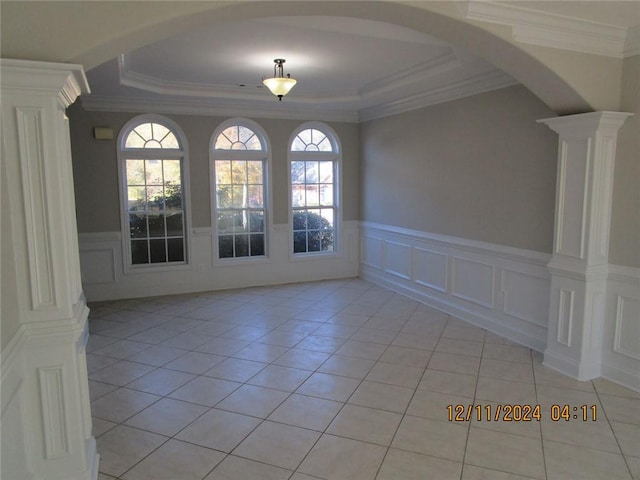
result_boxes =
[2,0,594,113]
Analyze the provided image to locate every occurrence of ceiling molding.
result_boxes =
[359,49,461,98]
[83,66,519,124]
[359,69,518,122]
[79,94,361,123]
[458,1,632,58]
[119,54,364,104]
[119,55,269,101]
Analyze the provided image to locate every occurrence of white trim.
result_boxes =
[606,264,640,390]
[78,222,360,301]
[360,222,550,265]
[210,118,272,265]
[458,1,632,58]
[288,122,342,260]
[116,114,193,273]
[609,263,640,283]
[360,69,517,122]
[80,94,361,123]
[1,307,97,480]
[359,49,461,97]
[360,222,550,352]
[613,295,640,361]
[80,72,519,124]
[0,59,90,106]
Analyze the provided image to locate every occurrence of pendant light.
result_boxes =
[262,59,297,101]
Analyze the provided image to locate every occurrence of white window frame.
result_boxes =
[117,114,192,273]
[288,122,341,259]
[210,118,272,265]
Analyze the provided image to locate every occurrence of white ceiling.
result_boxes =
[86,16,516,121]
[83,2,638,122]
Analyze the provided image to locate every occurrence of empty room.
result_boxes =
[1,1,639,479]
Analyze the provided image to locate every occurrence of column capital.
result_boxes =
[1,59,90,108]
[537,111,633,137]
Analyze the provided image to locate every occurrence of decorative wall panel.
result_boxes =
[384,240,412,280]
[556,289,575,346]
[614,295,640,361]
[451,257,495,308]
[360,222,550,351]
[502,269,549,327]
[413,247,447,292]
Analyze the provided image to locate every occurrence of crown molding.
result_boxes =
[83,66,518,124]
[359,69,518,122]
[458,1,633,58]
[79,94,361,123]
[119,55,269,101]
[359,49,461,98]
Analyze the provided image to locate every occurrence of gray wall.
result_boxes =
[68,106,360,232]
[610,55,640,268]
[360,85,558,253]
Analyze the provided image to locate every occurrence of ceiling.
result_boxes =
[83,2,639,122]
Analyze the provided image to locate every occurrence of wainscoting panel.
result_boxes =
[413,247,448,293]
[79,221,360,302]
[361,235,384,269]
[614,295,640,360]
[603,266,640,391]
[501,269,550,327]
[451,257,495,308]
[383,240,412,280]
[360,222,551,351]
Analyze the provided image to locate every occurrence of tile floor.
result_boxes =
[87,278,640,480]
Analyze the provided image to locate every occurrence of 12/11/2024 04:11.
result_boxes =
[446,404,597,422]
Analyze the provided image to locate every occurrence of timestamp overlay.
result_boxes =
[447,404,598,422]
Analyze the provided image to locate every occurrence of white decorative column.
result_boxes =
[538,111,632,380]
[1,60,97,479]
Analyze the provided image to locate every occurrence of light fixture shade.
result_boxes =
[263,59,297,100]
[262,76,297,97]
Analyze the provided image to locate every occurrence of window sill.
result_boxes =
[213,256,272,268]
[125,262,191,275]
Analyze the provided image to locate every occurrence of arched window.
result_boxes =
[211,119,269,259]
[118,115,189,267]
[289,123,340,255]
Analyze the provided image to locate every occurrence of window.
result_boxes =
[118,116,188,267]
[289,124,339,255]
[211,120,269,259]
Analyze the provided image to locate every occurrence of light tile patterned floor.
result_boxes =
[88,279,640,480]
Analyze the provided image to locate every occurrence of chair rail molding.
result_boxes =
[538,111,633,382]
[1,59,98,480]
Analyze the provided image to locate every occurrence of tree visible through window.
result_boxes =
[290,126,338,254]
[212,122,268,259]
[119,118,187,266]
